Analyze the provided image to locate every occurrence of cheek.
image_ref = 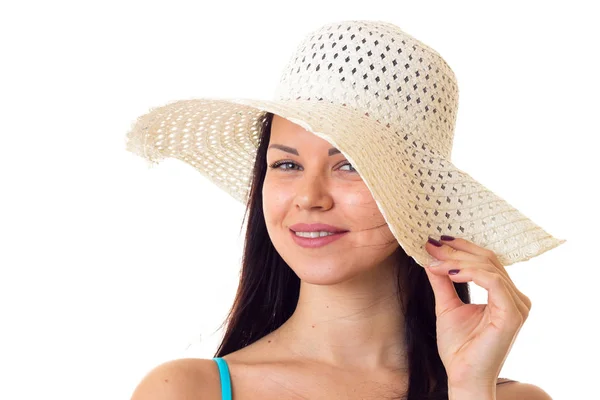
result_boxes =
[343,188,383,218]
[262,180,292,220]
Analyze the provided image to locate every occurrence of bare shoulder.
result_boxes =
[497,380,553,400]
[130,358,220,400]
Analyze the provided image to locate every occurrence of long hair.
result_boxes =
[213,111,471,400]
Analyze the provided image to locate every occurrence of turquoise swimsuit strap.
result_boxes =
[213,358,232,400]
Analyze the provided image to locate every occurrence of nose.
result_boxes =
[294,173,334,210]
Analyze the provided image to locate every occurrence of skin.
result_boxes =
[261,114,409,374]
[130,114,552,400]
[259,115,545,398]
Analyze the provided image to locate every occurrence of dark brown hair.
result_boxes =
[213,111,471,399]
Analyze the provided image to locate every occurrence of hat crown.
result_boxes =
[273,20,459,159]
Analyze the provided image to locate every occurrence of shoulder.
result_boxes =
[496,380,553,400]
[130,358,221,400]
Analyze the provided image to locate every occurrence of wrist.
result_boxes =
[448,385,496,400]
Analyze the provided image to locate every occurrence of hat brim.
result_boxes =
[125,97,566,267]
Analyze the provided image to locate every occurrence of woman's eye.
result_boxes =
[269,160,356,173]
[269,161,299,171]
[339,162,356,172]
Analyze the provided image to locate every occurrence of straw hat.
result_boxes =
[124,20,566,268]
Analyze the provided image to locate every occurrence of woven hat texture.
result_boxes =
[125,20,566,268]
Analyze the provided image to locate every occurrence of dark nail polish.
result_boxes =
[440,235,455,241]
[428,237,443,247]
[448,269,460,275]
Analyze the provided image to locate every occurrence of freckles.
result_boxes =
[343,189,369,205]
[344,191,377,211]
[344,196,361,207]
[265,179,290,192]
[263,182,293,210]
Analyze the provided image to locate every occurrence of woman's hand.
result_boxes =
[423,235,532,393]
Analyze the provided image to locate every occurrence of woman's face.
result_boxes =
[263,114,400,285]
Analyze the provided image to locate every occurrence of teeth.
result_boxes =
[294,231,336,238]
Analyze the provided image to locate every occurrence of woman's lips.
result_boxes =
[290,229,349,248]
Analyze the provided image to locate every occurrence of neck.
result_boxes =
[274,257,409,373]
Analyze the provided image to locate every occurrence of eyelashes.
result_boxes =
[268,160,357,173]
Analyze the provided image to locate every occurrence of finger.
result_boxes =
[427,260,531,320]
[446,268,525,330]
[440,236,507,274]
[424,265,464,317]
[427,237,505,276]
[434,237,532,310]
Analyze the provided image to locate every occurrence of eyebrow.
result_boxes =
[268,144,341,156]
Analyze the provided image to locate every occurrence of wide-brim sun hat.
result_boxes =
[124,19,566,268]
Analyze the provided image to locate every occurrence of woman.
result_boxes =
[126,20,563,399]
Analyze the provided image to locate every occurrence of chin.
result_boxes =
[285,258,371,286]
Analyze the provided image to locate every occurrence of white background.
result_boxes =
[0,1,597,399]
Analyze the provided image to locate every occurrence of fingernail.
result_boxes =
[440,235,455,241]
[428,237,443,247]
[448,269,460,275]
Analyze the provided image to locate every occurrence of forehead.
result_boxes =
[270,114,310,137]
[270,114,337,151]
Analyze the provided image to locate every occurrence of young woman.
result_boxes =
[126,20,562,399]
